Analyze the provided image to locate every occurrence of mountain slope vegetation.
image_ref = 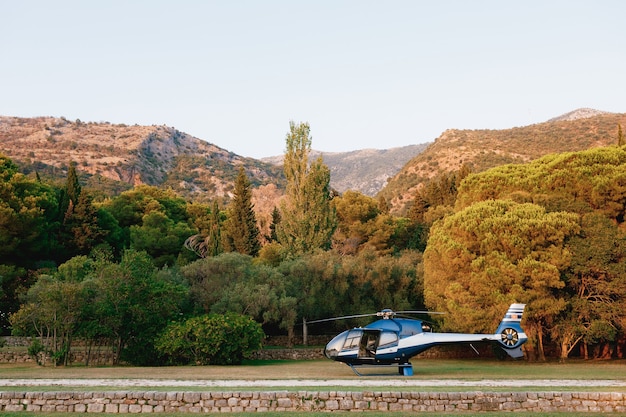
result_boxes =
[379,109,626,214]
[0,116,284,202]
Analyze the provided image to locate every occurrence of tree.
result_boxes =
[205,201,224,256]
[86,250,188,365]
[103,185,196,266]
[0,154,59,266]
[555,213,626,359]
[276,122,337,255]
[64,192,107,255]
[423,200,580,360]
[223,167,260,256]
[269,207,281,242]
[10,271,87,366]
[184,201,224,258]
[332,190,380,254]
[130,210,195,267]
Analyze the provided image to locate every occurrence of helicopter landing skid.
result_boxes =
[348,363,413,377]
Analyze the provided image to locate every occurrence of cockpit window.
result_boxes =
[343,329,362,350]
[378,331,398,349]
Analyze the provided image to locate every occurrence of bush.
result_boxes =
[156,313,264,365]
[27,339,46,366]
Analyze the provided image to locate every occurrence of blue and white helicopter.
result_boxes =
[319,303,527,376]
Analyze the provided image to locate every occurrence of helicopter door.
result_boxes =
[358,330,380,359]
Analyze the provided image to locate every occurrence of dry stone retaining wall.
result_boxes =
[1,390,625,413]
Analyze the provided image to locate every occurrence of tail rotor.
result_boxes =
[495,303,527,357]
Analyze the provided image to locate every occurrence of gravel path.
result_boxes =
[2,378,626,388]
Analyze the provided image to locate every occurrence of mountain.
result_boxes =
[378,109,626,214]
[2,109,624,213]
[0,116,284,202]
[262,144,429,197]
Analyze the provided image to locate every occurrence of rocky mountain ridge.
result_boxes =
[262,144,429,196]
[0,116,283,202]
[1,109,623,211]
[378,109,626,214]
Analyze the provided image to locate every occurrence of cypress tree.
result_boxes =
[205,200,223,257]
[223,167,260,256]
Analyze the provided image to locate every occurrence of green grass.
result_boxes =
[1,358,625,380]
[0,358,625,393]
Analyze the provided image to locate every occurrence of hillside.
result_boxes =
[263,144,428,196]
[0,116,284,202]
[378,109,626,214]
[3,110,624,213]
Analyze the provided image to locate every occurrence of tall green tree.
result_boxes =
[423,199,580,360]
[554,213,626,359]
[10,265,89,366]
[64,192,107,255]
[205,200,224,256]
[0,154,59,266]
[276,122,337,256]
[223,167,260,256]
[86,250,188,365]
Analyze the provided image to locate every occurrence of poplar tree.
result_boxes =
[223,167,260,256]
[277,122,337,255]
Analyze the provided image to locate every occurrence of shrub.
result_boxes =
[156,313,264,365]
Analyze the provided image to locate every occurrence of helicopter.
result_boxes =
[317,303,527,376]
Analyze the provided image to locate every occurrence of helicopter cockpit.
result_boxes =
[323,317,433,362]
[324,328,401,361]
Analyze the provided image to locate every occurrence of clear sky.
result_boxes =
[2,1,625,159]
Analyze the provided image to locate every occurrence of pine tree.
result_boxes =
[223,167,260,256]
[276,122,337,255]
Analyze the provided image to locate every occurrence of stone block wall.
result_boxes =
[1,390,624,413]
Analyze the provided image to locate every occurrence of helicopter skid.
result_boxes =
[348,362,413,377]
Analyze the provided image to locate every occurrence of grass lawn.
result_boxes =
[0,357,624,388]
[2,357,626,379]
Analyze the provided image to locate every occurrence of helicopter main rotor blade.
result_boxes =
[305,313,377,324]
[395,310,446,315]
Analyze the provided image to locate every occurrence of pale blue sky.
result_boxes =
[2,1,624,159]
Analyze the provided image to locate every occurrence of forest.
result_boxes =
[1,121,626,365]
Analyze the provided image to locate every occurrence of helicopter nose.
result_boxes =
[324,346,337,359]
[324,331,347,360]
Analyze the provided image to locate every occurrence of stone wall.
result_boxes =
[1,390,624,413]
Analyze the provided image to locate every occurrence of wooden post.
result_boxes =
[303,317,308,346]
